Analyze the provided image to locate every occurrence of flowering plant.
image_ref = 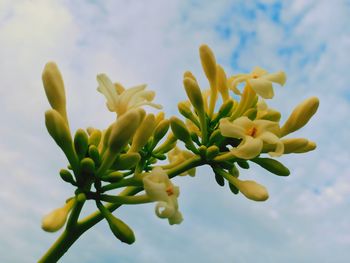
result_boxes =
[39,45,319,262]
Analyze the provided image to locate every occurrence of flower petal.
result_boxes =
[262,71,286,86]
[248,78,274,99]
[219,118,246,138]
[231,136,263,159]
[251,66,268,76]
[97,74,119,111]
[259,132,284,157]
[168,211,183,225]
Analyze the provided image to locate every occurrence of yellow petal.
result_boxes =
[231,137,263,159]
[219,118,246,138]
[262,71,287,86]
[248,78,274,99]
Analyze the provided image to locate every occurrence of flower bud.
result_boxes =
[206,145,219,160]
[281,138,309,154]
[183,78,204,113]
[281,97,319,136]
[154,133,177,154]
[42,62,68,124]
[170,117,192,145]
[153,119,170,143]
[80,157,95,175]
[88,129,102,147]
[129,114,156,153]
[231,177,269,201]
[294,140,316,153]
[74,129,89,160]
[252,157,290,176]
[101,171,124,182]
[88,145,101,166]
[199,44,217,85]
[108,110,141,154]
[216,65,229,101]
[41,199,74,232]
[59,169,75,184]
[183,71,197,82]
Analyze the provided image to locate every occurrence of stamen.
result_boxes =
[247,127,257,137]
[166,186,174,196]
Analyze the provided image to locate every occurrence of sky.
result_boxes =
[0,0,349,262]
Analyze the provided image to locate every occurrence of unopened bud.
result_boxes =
[89,130,102,147]
[183,78,204,113]
[129,114,156,153]
[74,129,89,160]
[199,44,217,85]
[112,153,141,170]
[281,138,309,154]
[101,171,124,182]
[252,157,290,176]
[42,62,68,124]
[294,140,316,153]
[45,109,72,149]
[80,157,95,175]
[154,133,177,154]
[153,119,170,143]
[183,71,197,82]
[41,199,74,232]
[281,97,319,136]
[170,117,192,144]
[88,145,101,166]
[231,177,269,201]
[216,65,229,101]
[59,169,75,184]
[206,145,219,160]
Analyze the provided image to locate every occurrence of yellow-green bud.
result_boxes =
[243,107,257,120]
[214,100,234,122]
[216,64,229,101]
[183,78,205,113]
[154,133,177,154]
[97,202,135,244]
[206,145,219,160]
[42,62,68,124]
[178,102,200,126]
[129,114,156,153]
[170,117,192,144]
[41,199,74,232]
[112,153,141,170]
[281,138,309,154]
[183,71,197,82]
[294,141,316,153]
[262,110,281,122]
[199,44,217,85]
[80,157,95,175]
[153,119,170,143]
[45,109,72,149]
[59,169,75,184]
[109,110,141,154]
[88,145,101,166]
[74,129,89,160]
[89,130,102,147]
[101,171,124,182]
[281,97,319,136]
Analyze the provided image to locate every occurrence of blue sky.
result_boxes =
[0,0,350,262]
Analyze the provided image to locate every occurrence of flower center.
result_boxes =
[252,74,259,79]
[247,127,257,137]
[166,186,174,196]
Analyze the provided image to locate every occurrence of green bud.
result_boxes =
[74,129,89,160]
[42,62,68,124]
[228,183,239,194]
[183,71,197,82]
[97,202,135,244]
[89,130,102,147]
[88,145,101,166]
[281,97,319,136]
[215,172,225,186]
[230,164,239,177]
[214,100,234,122]
[153,133,177,154]
[281,138,309,154]
[80,157,95,175]
[170,117,192,144]
[59,169,75,184]
[237,160,249,169]
[101,171,124,183]
[208,129,224,145]
[178,102,200,126]
[206,145,219,160]
[243,108,257,120]
[112,153,141,170]
[294,141,316,153]
[252,157,290,176]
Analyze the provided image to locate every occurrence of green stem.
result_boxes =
[39,157,203,262]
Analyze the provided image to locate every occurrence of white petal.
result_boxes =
[249,78,274,99]
[251,66,268,76]
[155,201,175,218]
[231,137,263,159]
[168,211,183,225]
[259,132,284,157]
[97,74,119,111]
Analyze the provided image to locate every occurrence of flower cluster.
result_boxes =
[40,44,319,261]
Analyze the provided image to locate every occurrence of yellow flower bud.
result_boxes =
[153,119,170,143]
[88,129,102,147]
[281,138,309,154]
[183,71,198,82]
[154,133,177,154]
[129,114,156,153]
[155,112,165,126]
[41,199,74,232]
[183,77,204,113]
[42,62,68,124]
[231,177,269,201]
[281,97,319,136]
[199,44,217,85]
[74,129,89,160]
[216,65,230,102]
[170,116,192,145]
[294,140,316,153]
[112,153,141,170]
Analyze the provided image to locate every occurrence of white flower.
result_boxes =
[167,147,196,177]
[219,116,283,159]
[97,74,162,117]
[143,167,183,225]
[229,67,286,99]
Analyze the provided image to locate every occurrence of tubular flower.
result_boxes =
[143,167,183,225]
[219,116,284,159]
[229,67,286,99]
[97,74,162,117]
[256,99,281,122]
